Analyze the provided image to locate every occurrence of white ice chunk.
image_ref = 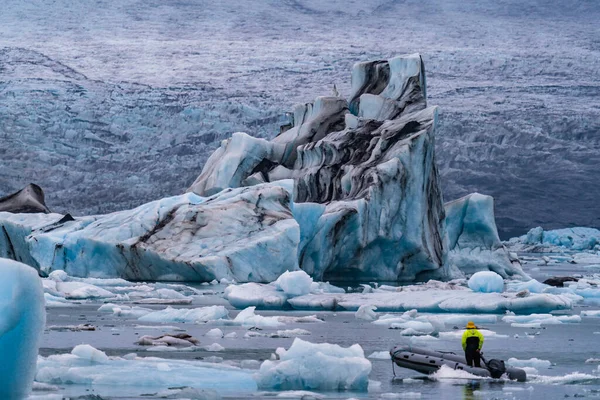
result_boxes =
[468,271,504,293]
[275,270,313,297]
[255,338,371,391]
[138,306,229,324]
[355,305,377,321]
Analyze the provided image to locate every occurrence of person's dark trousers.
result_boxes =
[465,350,481,368]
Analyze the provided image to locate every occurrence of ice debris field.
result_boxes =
[4,249,600,400]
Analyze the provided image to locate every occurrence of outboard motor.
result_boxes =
[486,359,506,379]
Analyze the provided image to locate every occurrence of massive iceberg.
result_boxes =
[190,54,447,282]
[0,54,524,283]
[445,193,526,278]
[0,258,46,399]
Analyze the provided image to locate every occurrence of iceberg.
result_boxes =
[188,54,447,283]
[0,258,46,400]
[1,183,300,282]
[445,193,527,278]
[138,306,229,324]
[255,338,371,391]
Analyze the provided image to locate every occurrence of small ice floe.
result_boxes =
[145,386,220,399]
[585,358,600,363]
[136,333,200,347]
[581,310,600,317]
[379,393,422,399]
[255,338,371,391]
[502,313,581,327]
[47,323,96,332]
[224,270,344,309]
[204,343,225,352]
[35,344,256,389]
[138,305,229,324]
[244,329,311,339]
[205,328,224,338]
[468,271,504,293]
[356,305,378,321]
[256,390,325,399]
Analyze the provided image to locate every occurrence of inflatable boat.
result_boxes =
[390,345,527,382]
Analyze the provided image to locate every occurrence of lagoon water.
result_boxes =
[35,260,600,399]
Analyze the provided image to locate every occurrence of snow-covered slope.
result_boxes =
[1,0,598,237]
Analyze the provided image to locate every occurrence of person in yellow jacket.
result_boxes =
[462,321,484,367]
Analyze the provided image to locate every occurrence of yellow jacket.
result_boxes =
[462,328,484,351]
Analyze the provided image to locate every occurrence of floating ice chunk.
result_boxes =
[137,334,199,347]
[438,329,508,340]
[275,270,313,297]
[355,305,377,321]
[380,393,422,399]
[152,387,221,400]
[517,227,600,251]
[224,283,289,309]
[206,328,224,338]
[35,345,257,391]
[224,332,237,339]
[502,313,581,325]
[507,357,551,369]
[585,358,600,363]
[0,259,46,400]
[255,338,371,391]
[506,279,549,294]
[204,343,225,352]
[271,390,325,398]
[367,351,391,360]
[288,289,572,314]
[138,306,229,324]
[71,344,110,364]
[468,271,504,293]
[233,307,284,328]
[581,310,600,317]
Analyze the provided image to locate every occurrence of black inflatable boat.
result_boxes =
[390,345,527,382]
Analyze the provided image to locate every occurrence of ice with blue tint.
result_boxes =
[0,258,46,400]
[138,306,229,324]
[35,345,257,392]
[444,193,527,278]
[288,283,572,314]
[468,271,504,293]
[0,183,300,283]
[508,226,600,252]
[224,272,344,309]
[255,338,371,391]
[275,270,313,297]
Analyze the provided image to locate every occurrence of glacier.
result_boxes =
[0,258,46,400]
